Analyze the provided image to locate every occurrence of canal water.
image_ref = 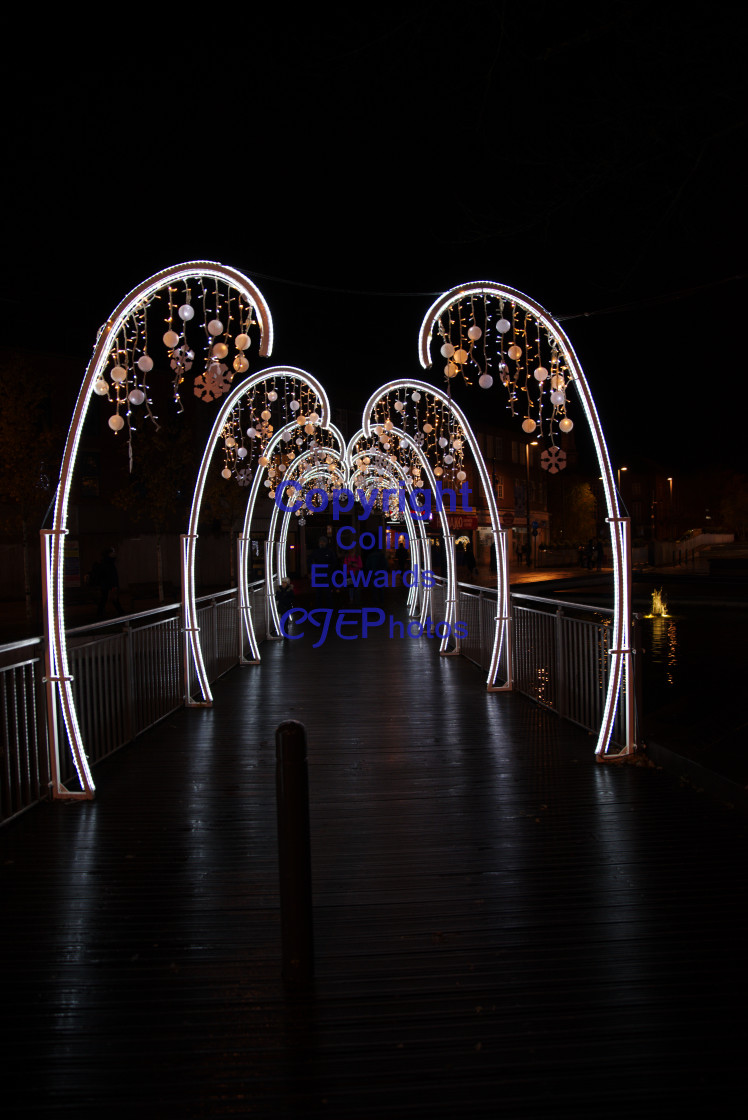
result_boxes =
[546,578,748,786]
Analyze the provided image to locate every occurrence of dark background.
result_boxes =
[3,3,746,472]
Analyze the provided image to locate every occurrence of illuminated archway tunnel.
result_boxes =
[43,264,633,799]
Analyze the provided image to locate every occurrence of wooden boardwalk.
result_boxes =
[2,606,746,1118]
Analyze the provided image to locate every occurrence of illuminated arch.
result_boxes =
[238,421,345,654]
[42,261,274,799]
[419,281,633,757]
[362,381,510,680]
[183,366,331,703]
[346,427,453,638]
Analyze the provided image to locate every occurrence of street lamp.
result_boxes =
[617,465,627,492]
[525,439,539,568]
[667,477,673,539]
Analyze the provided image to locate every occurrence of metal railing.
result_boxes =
[442,579,627,748]
[2,576,629,826]
[1,583,266,826]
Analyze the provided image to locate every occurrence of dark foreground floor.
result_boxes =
[2,611,746,1118]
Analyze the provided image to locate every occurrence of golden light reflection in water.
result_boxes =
[646,616,678,686]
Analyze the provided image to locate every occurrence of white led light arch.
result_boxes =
[238,421,345,653]
[362,380,510,682]
[267,457,349,637]
[184,366,331,702]
[419,281,634,757]
[42,261,274,799]
[346,427,453,641]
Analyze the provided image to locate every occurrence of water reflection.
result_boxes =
[644,615,678,687]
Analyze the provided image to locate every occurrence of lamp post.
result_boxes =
[525,439,538,568]
[617,465,627,493]
[667,476,673,539]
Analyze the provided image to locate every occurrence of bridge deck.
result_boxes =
[2,609,746,1117]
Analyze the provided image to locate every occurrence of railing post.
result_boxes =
[275,720,314,984]
[123,621,135,744]
[555,605,566,719]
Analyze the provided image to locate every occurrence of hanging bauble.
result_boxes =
[496,318,511,334]
[233,355,249,373]
[235,333,250,350]
[263,479,271,488]
[479,373,493,389]
[178,304,194,321]
[237,446,248,459]
[268,490,276,500]
[507,344,522,361]
[522,418,537,434]
[304,423,315,435]
[221,467,232,480]
[267,390,278,402]
[225,435,237,448]
[423,423,433,433]
[309,411,319,423]
[534,367,549,382]
[207,319,223,336]
[551,374,564,390]
[440,342,455,358]
[212,342,229,360]
[246,427,257,438]
[452,438,463,450]
[438,437,448,448]
[550,390,565,407]
[296,414,306,426]
[137,354,153,373]
[456,470,467,482]
[384,419,394,430]
[394,400,404,411]
[289,399,300,411]
[281,430,292,442]
[467,325,482,340]
[296,437,303,446]
[259,455,270,467]
[111,365,127,383]
[443,454,454,465]
[128,388,146,406]
[454,348,469,364]
[411,391,421,402]
[445,362,459,378]
[109,414,124,431]
[93,378,109,396]
[261,409,271,421]
[559,417,574,433]
[163,329,179,349]
[434,466,444,477]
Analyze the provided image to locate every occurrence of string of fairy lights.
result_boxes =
[366,389,469,498]
[92,276,575,503]
[92,275,335,495]
[434,294,574,442]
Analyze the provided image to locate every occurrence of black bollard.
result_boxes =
[275,720,314,984]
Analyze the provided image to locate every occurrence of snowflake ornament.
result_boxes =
[193,361,232,402]
[540,446,567,474]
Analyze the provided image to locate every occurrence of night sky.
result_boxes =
[4,5,746,472]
